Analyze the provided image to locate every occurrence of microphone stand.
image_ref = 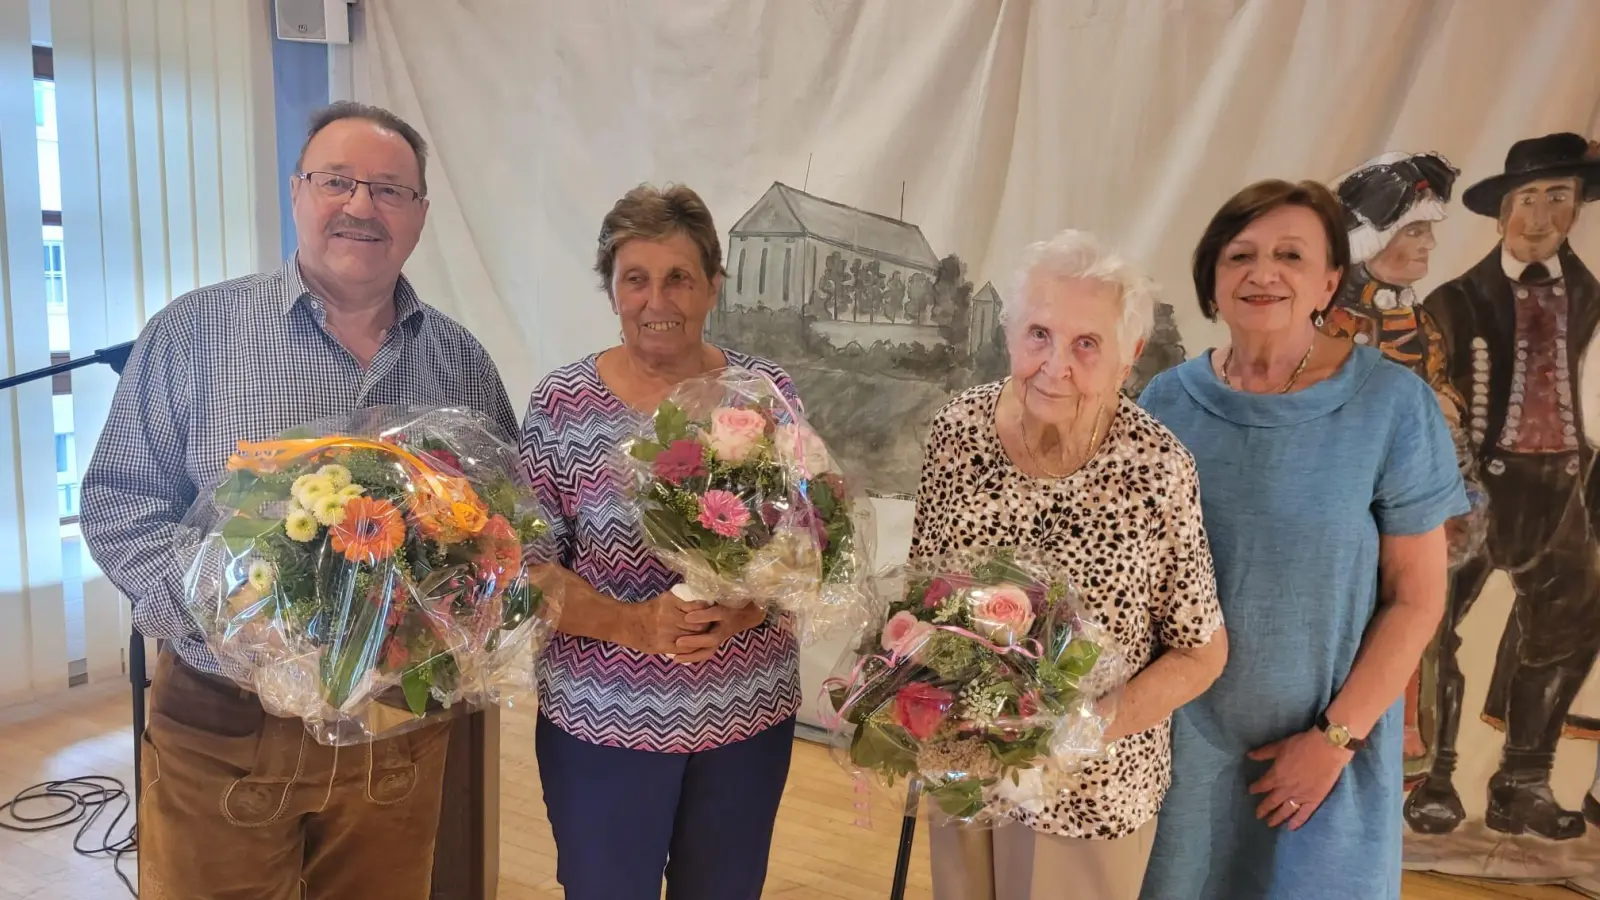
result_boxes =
[0,342,147,810]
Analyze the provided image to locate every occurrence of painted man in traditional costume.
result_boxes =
[1405,132,1600,841]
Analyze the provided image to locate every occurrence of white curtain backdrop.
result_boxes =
[349,0,1600,884]
[0,0,279,706]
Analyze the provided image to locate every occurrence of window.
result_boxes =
[34,45,74,522]
[782,247,792,305]
[736,247,746,293]
[759,247,768,294]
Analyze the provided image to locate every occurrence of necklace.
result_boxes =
[1015,389,1105,479]
[1223,343,1314,394]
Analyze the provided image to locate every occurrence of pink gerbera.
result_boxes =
[697,490,752,539]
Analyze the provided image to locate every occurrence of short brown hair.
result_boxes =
[297,101,429,196]
[595,184,724,292]
[1191,179,1349,320]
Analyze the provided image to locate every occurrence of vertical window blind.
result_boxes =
[0,0,279,706]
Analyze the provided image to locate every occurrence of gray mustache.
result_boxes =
[327,216,388,240]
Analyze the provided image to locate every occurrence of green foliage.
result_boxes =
[213,470,293,515]
[926,778,986,820]
[341,449,408,494]
[970,549,1035,588]
[480,478,519,520]
[1049,637,1102,685]
[653,401,689,443]
[402,665,432,717]
[514,512,550,544]
[848,719,918,781]
[222,516,282,554]
[918,632,981,680]
[319,568,386,710]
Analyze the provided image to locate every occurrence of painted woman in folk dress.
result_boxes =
[1321,151,1488,787]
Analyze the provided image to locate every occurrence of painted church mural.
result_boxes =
[708,182,1187,496]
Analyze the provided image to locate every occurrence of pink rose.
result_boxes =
[971,585,1035,645]
[652,439,708,485]
[880,610,935,657]
[922,576,955,609]
[697,489,752,539]
[892,683,955,741]
[702,407,768,463]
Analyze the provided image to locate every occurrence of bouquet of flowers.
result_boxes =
[617,367,876,642]
[181,407,560,745]
[823,548,1126,825]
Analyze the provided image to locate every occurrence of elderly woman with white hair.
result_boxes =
[910,230,1229,900]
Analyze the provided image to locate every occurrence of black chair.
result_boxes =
[129,629,151,805]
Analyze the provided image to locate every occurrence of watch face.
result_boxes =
[1327,724,1351,747]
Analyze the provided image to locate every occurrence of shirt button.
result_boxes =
[1516,289,1530,299]
[1555,286,1566,297]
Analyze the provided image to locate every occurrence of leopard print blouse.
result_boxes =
[908,381,1224,839]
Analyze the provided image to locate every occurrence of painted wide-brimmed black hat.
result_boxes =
[1462,132,1600,217]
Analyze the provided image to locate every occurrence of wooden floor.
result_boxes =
[0,688,1583,899]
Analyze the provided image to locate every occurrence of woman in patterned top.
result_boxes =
[917,230,1229,900]
[519,184,801,899]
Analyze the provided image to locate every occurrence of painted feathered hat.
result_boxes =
[1332,151,1460,265]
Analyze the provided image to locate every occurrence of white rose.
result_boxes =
[775,424,835,477]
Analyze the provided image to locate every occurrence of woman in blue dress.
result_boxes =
[1138,179,1469,900]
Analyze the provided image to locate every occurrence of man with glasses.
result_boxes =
[80,102,517,899]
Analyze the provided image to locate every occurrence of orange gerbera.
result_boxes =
[329,496,406,563]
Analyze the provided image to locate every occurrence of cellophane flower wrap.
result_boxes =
[617,366,876,643]
[181,407,561,746]
[823,548,1128,826]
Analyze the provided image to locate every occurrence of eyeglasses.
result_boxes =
[296,172,424,209]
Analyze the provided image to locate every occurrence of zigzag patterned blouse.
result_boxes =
[520,350,802,752]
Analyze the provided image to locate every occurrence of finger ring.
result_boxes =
[1287,799,1301,810]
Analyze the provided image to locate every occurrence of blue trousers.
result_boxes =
[536,713,796,899]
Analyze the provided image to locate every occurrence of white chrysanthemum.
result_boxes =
[293,473,335,507]
[285,508,319,542]
[247,560,275,592]
[317,464,352,490]
[338,484,365,499]
[312,494,348,527]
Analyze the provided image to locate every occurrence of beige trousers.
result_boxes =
[928,816,1158,900]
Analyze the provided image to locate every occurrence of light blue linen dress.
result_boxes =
[1136,345,1469,900]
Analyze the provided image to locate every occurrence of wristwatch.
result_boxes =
[1317,712,1367,751]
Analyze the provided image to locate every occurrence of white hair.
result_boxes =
[1002,229,1156,359]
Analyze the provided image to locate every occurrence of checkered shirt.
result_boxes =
[79,256,519,676]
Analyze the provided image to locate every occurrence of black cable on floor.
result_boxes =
[0,775,138,897]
